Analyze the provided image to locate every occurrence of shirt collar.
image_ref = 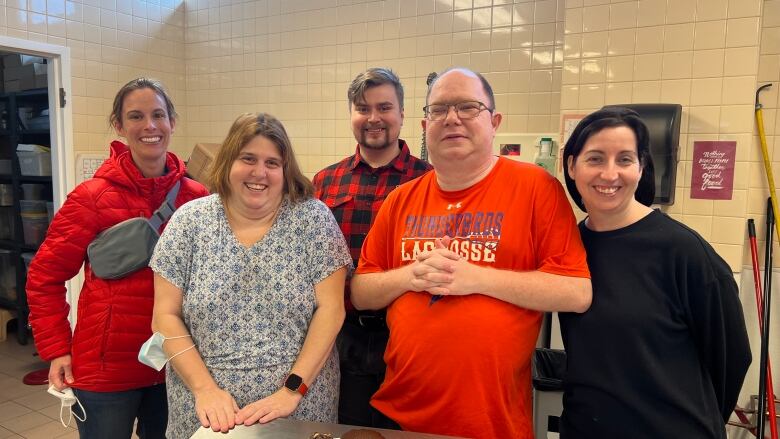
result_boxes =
[349,140,412,172]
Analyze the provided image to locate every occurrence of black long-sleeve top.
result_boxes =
[559,210,752,439]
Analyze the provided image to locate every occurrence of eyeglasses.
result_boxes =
[423,101,493,121]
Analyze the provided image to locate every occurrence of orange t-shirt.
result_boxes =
[356,158,590,439]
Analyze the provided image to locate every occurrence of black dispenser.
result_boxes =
[603,103,682,205]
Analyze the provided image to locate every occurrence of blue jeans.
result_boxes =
[72,384,167,439]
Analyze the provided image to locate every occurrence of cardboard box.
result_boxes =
[186,143,221,190]
[2,54,45,68]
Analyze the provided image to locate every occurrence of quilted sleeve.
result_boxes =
[26,184,102,361]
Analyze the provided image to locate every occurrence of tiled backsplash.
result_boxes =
[180,0,566,175]
[0,0,779,271]
[562,0,780,271]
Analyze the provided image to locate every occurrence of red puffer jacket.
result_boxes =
[27,141,210,392]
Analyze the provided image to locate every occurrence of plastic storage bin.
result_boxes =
[0,249,16,301]
[0,184,13,206]
[20,200,47,214]
[21,183,45,200]
[0,206,14,240]
[16,150,52,176]
[21,252,35,272]
[21,212,48,246]
[0,160,11,175]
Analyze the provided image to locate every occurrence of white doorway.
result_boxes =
[0,36,74,343]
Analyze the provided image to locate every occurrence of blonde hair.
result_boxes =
[208,113,313,202]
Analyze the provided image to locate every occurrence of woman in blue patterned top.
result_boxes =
[150,113,351,438]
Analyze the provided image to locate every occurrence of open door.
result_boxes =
[0,36,73,345]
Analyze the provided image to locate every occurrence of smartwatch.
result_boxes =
[284,373,308,396]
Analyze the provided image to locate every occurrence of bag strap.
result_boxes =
[148,180,181,230]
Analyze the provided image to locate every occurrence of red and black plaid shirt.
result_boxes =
[313,140,432,310]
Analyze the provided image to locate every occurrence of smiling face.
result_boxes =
[113,88,175,168]
[350,83,404,151]
[227,134,284,218]
[421,70,501,166]
[567,126,644,222]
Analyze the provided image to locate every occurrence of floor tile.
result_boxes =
[0,341,37,362]
[0,402,31,423]
[0,382,41,401]
[0,412,50,435]
[17,420,71,439]
[0,358,48,382]
[37,403,63,422]
[0,425,21,439]
[12,390,55,411]
[54,429,79,438]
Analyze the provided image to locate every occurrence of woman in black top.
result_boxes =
[559,107,751,438]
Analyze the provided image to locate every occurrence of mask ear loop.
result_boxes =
[59,404,70,428]
[162,334,191,342]
[73,397,87,423]
[59,395,86,428]
[167,344,196,363]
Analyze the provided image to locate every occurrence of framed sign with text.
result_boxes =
[690,140,736,200]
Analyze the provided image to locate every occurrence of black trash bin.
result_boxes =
[533,348,566,435]
[533,348,566,391]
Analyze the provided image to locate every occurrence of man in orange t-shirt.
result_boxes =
[351,68,592,439]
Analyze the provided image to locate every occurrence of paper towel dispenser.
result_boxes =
[602,104,682,205]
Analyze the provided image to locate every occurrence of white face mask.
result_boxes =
[138,332,194,371]
[47,385,86,428]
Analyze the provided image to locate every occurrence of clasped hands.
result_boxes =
[194,385,302,433]
[408,236,483,297]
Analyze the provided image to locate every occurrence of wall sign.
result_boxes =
[560,113,587,174]
[690,140,736,200]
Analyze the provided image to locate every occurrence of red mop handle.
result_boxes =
[749,220,778,439]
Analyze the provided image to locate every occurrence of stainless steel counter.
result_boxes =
[190,418,465,439]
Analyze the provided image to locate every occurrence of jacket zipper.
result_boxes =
[100,304,113,370]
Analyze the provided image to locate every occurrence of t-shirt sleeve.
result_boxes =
[683,246,751,421]
[306,199,353,285]
[533,174,590,278]
[150,202,197,291]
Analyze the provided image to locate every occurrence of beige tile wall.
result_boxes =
[748,0,780,269]
[0,0,777,429]
[0,0,777,273]
[562,0,770,271]
[181,0,565,174]
[0,0,189,157]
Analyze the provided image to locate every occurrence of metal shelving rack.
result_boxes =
[0,87,51,344]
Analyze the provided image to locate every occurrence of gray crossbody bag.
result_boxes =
[87,181,181,280]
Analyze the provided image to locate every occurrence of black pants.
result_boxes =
[337,319,398,428]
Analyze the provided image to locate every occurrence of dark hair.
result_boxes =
[425,67,495,109]
[109,77,177,129]
[347,68,404,110]
[562,107,655,212]
[208,113,313,203]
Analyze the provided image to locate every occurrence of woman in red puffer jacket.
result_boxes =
[26,78,209,439]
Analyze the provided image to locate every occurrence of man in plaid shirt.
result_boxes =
[312,68,431,428]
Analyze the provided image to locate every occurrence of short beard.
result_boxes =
[359,131,394,150]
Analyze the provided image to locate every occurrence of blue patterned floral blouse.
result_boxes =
[150,194,351,438]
